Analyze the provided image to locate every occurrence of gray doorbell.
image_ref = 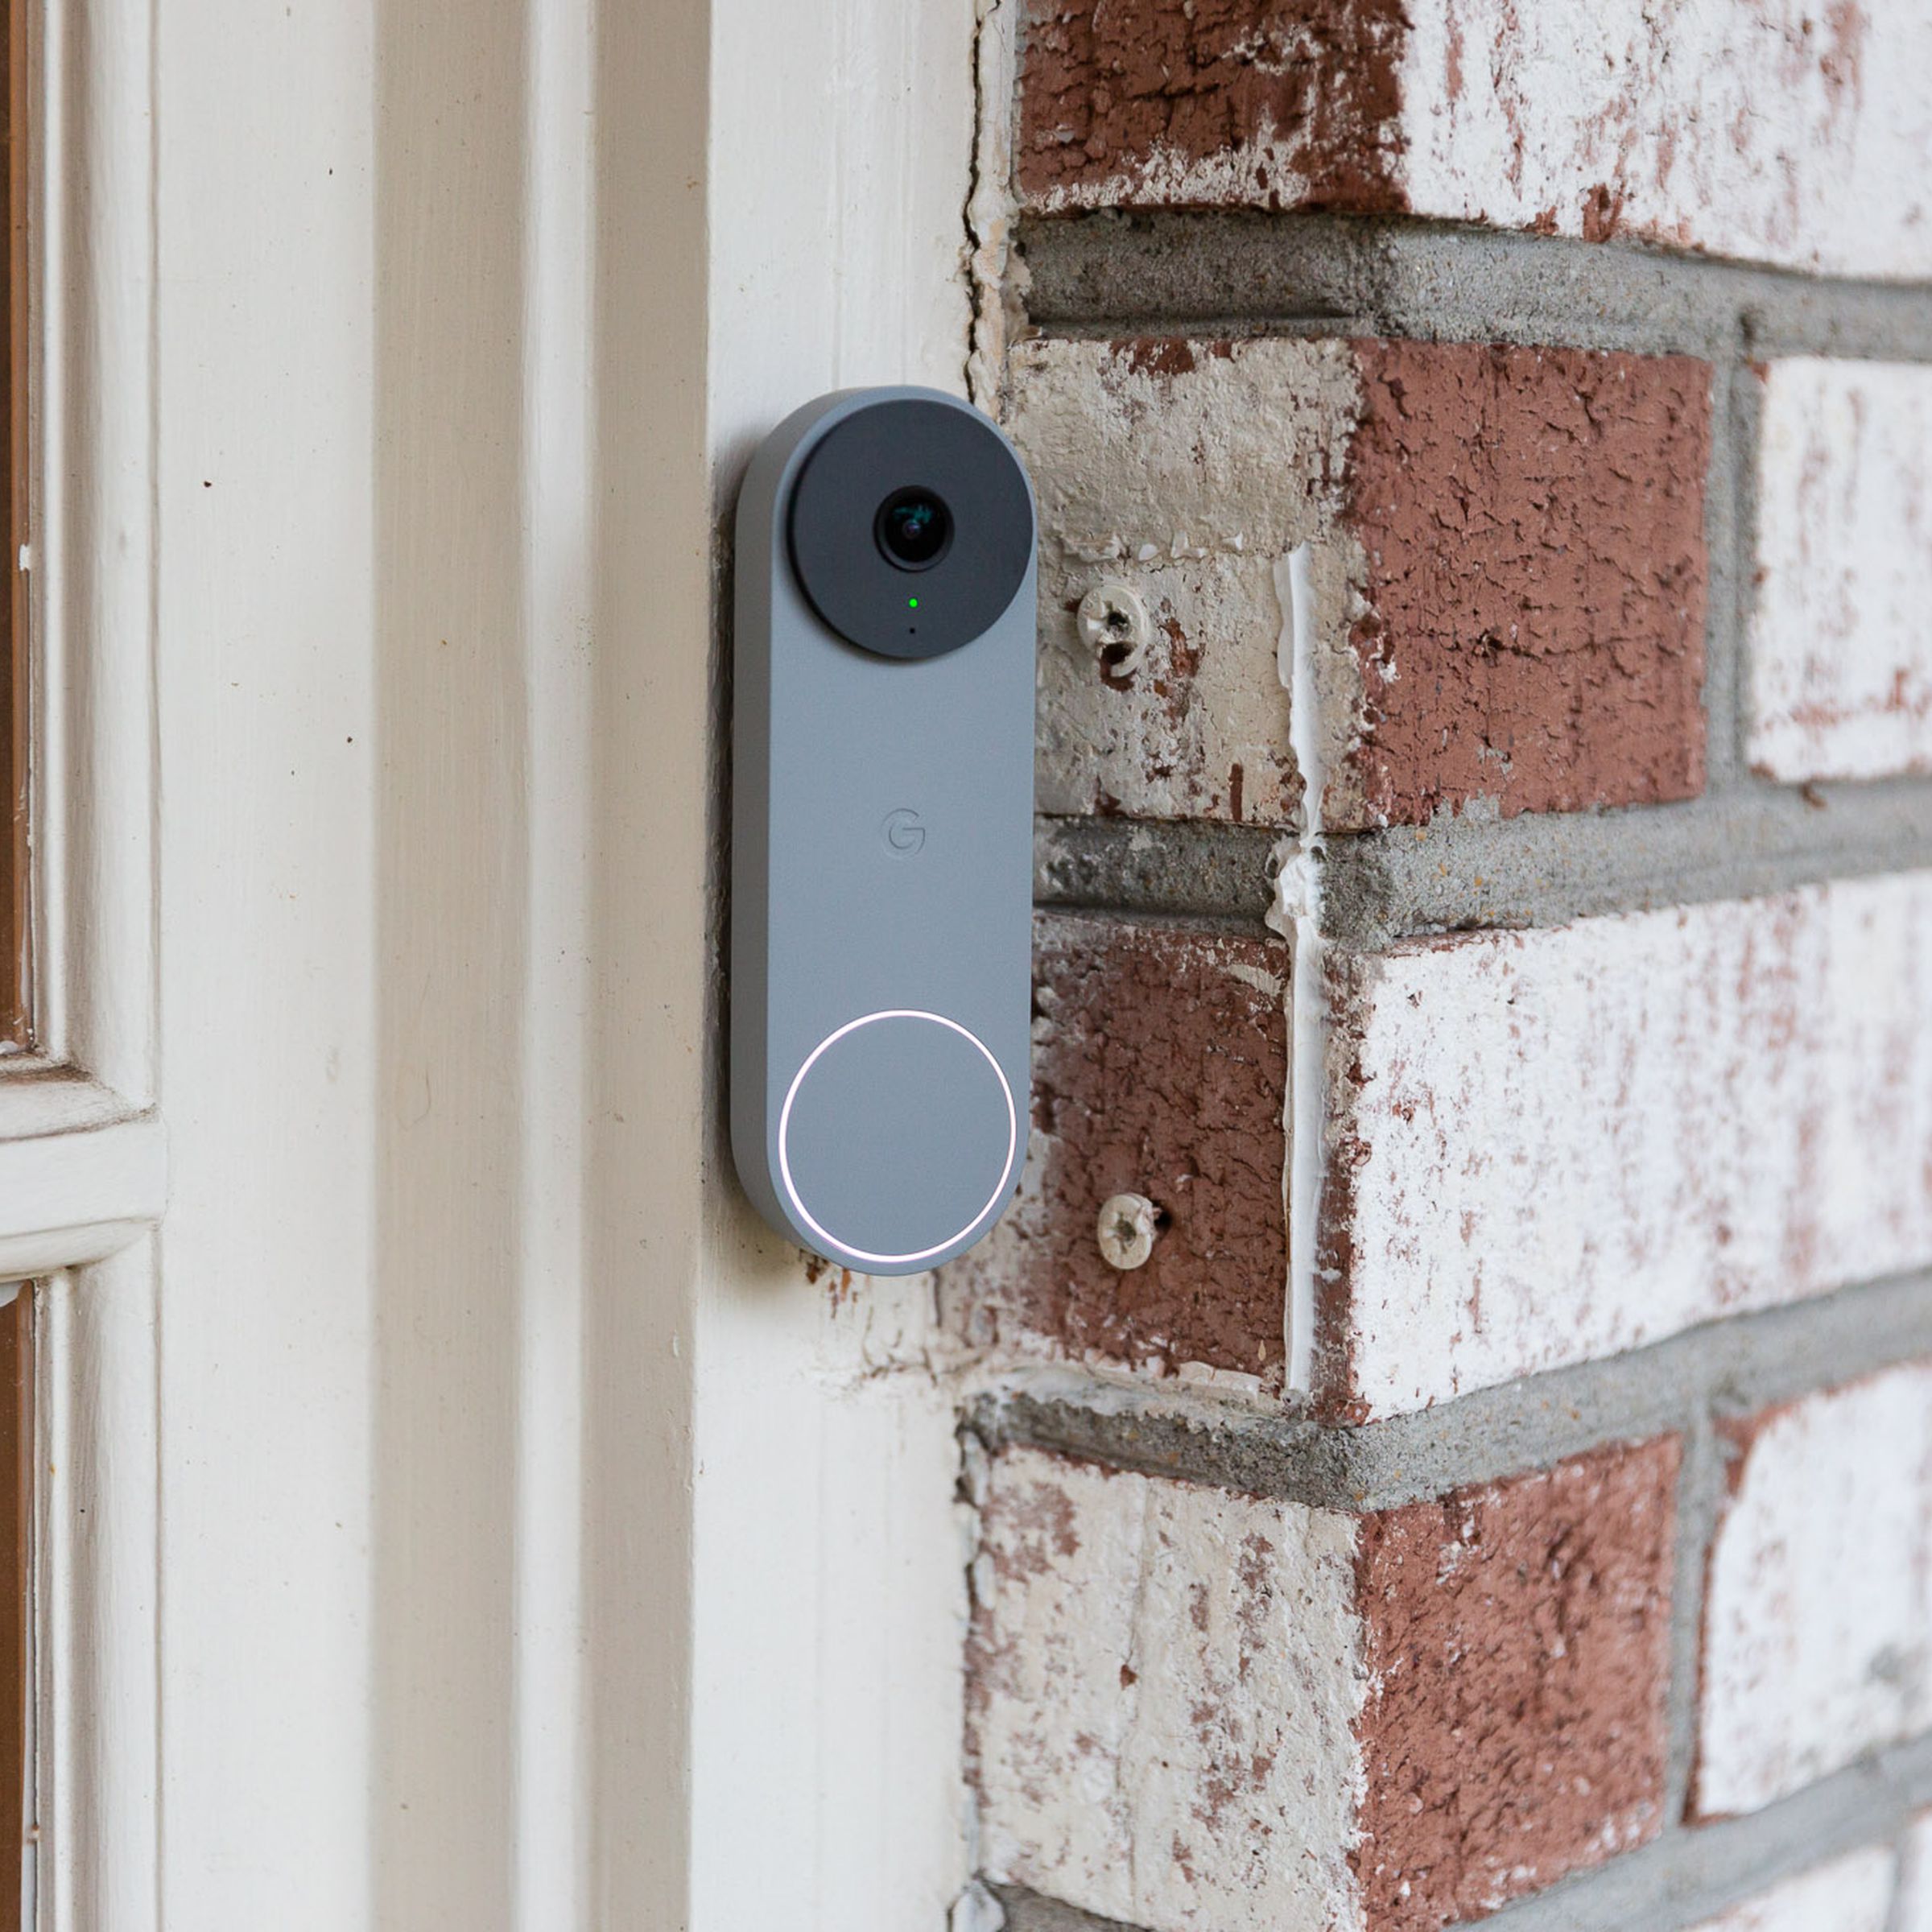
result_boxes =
[731,387,1036,1274]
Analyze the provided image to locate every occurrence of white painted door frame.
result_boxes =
[4,0,999,1925]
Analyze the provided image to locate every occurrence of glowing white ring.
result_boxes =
[776,1009,1018,1268]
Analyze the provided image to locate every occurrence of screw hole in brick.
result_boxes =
[1096,1191,1162,1271]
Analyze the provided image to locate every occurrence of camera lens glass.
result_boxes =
[875,487,953,572]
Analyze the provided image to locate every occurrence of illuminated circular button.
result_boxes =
[778,1010,1016,1268]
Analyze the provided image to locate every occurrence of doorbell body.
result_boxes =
[731,387,1036,1275]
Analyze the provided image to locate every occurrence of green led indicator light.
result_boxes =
[907,596,919,609]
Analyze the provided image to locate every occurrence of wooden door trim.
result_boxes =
[2,0,25,1046]
[6,0,163,1924]
[0,1290,29,1932]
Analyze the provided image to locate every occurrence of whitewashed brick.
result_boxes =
[1687,1847,1897,1932]
[1022,0,1932,280]
[1004,336,1359,830]
[968,1448,1367,1930]
[1899,1813,1932,1932]
[1327,873,1932,1417]
[1698,1364,1932,1816]
[1748,359,1932,782]
[969,1442,1678,1930]
[1395,1,1932,279]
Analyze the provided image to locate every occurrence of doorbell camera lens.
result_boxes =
[875,489,952,571]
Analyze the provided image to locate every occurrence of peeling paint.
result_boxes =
[1278,538,1332,1401]
[967,0,1025,409]
[1016,0,1410,217]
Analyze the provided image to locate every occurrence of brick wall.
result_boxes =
[949,5,1932,1929]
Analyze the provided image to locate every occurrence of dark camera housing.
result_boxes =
[786,397,1032,661]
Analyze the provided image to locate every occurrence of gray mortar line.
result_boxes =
[1723,344,1769,780]
[1027,899,1275,944]
[968,1269,1932,1513]
[1665,1416,1727,1827]
[989,1887,1138,1932]
[1701,353,1748,790]
[1036,781,1932,947]
[1033,815,1281,929]
[1315,785,1932,948]
[1485,1736,1932,1932]
[1721,348,1768,784]
[990,1736,1932,1932]
[1016,213,1932,365]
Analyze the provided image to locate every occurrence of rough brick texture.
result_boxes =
[1323,873,1932,1418]
[1748,358,1932,783]
[1697,1363,1932,1818]
[1351,1446,1678,1927]
[1686,1847,1897,1932]
[1007,335,1710,832]
[953,877,1932,1420]
[974,13,1932,1916]
[1015,0,1932,278]
[946,914,1290,1390]
[1018,0,1409,216]
[968,1440,1678,1932]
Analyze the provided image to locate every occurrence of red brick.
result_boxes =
[971,1438,1678,1929]
[945,914,1290,1387]
[1007,335,1710,834]
[1344,341,1708,824]
[955,877,1932,1420]
[1353,1440,1679,1926]
[1016,0,1408,213]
